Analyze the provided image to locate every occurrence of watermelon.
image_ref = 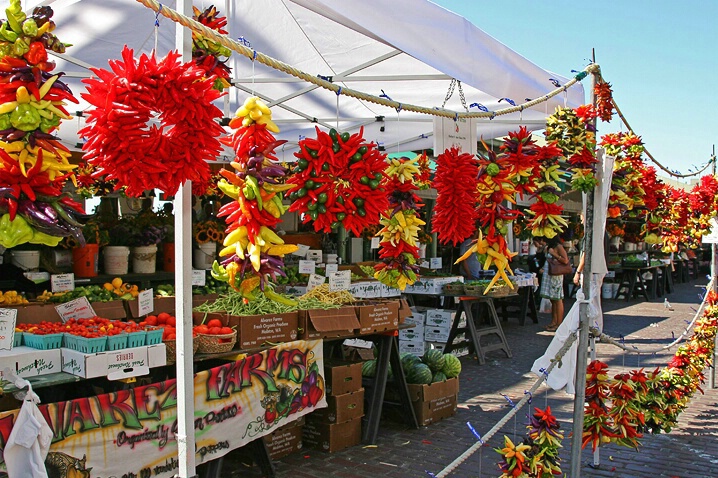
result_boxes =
[406,363,433,384]
[422,349,446,373]
[442,354,462,378]
[401,352,421,370]
[432,371,447,383]
[362,360,377,377]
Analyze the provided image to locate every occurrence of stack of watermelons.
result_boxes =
[361,349,461,385]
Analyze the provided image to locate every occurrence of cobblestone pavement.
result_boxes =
[222,278,718,477]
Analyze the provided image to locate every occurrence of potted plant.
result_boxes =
[192,219,224,270]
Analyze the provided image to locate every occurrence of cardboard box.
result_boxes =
[425,309,456,327]
[407,377,459,426]
[354,300,400,334]
[398,340,426,356]
[262,417,304,460]
[223,312,299,349]
[299,306,360,340]
[310,389,364,424]
[303,416,362,453]
[0,346,62,379]
[127,295,218,319]
[424,325,452,343]
[381,284,402,298]
[404,276,464,295]
[405,310,426,326]
[8,303,62,325]
[398,324,424,342]
[61,344,166,379]
[348,281,383,299]
[324,361,363,396]
[92,300,129,320]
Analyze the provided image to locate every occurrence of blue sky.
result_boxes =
[432,0,717,181]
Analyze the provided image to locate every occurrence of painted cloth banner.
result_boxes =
[0,339,326,477]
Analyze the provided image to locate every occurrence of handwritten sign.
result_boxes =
[192,270,206,286]
[329,270,351,292]
[325,263,338,275]
[0,308,17,350]
[370,237,380,249]
[51,273,75,293]
[138,289,154,317]
[298,260,315,274]
[306,274,326,292]
[291,244,311,257]
[430,257,443,270]
[54,297,96,322]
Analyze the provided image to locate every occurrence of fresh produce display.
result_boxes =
[495,436,531,478]
[37,281,139,303]
[441,353,462,378]
[102,277,139,298]
[0,2,89,248]
[525,141,568,239]
[361,359,377,378]
[191,5,231,91]
[214,96,297,299]
[406,362,433,385]
[594,79,614,122]
[400,352,422,370]
[79,46,225,197]
[374,154,425,290]
[431,147,478,246]
[388,351,462,385]
[274,265,310,285]
[193,288,343,318]
[192,275,229,296]
[582,360,617,451]
[287,126,389,236]
[0,290,27,304]
[155,284,175,297]
[298,284,355,305]
[422,348,446,373]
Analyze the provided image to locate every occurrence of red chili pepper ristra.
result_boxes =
[432,147,479,246]
[287,126,389,236]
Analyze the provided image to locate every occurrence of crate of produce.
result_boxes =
[443,283,465,295]
[12,332,22,348]
[196,331,237,354]
[106,334,129,351]
[125,330,147,348]
[23,332,64,350]
[74,336,107,354]
[145,327,164,345]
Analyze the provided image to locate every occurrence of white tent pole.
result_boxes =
[174,0,197,476]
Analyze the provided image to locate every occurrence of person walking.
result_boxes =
[540,236,570,331]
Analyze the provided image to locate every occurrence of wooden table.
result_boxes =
[495,286,538,326]
[614,265,661,301]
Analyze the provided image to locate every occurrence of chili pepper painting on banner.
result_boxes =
[0,340,326,477]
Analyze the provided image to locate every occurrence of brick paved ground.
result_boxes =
[223,277,718,478]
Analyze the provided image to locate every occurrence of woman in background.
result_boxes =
[540,236,570,331]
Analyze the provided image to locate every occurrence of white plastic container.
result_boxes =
[601,283,614,299]
[131,245,158,274]
[193,242,216,270]
[103,246,130,275]
[10,250,40,270]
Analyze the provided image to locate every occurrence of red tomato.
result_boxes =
[146,316,158,326]
[194,325,209,335]
[166,333,176,340]
[207,319,223,329]
[208,326,221,335]
[166,316,176,327]
[219,327,233,335]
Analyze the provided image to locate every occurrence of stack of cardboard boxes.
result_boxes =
[399,306,468,357]
[303,361,364,453]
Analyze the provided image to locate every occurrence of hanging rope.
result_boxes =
[434,332,578,478]
[134,0,594,120]
[610,97,715,178]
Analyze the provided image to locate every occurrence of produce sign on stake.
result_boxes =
[79,46,225,197]
[0,1,89,249]
[287,126,389,237]
[212,96,298,302]
[373,155,425,290]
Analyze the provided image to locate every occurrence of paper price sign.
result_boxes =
[307,249,323,263]
[430,257,443,270]
[0,308,17,350]
[306,274,326,292]
[192,270,206,286]
[24,272,50,283]
[370,237,380,249]
[54,297,97,322]
[51,273,75,293]
[138,289,154,317]
[325,263,338,275]
[291,244,311,257]
[298,260,316,274]
[329,270,351,292]
[420,260,430,268]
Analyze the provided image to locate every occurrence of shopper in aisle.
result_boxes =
[540,236,570,331]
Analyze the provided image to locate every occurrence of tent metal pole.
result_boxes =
[711,146,717,389]
[569,63,599,478]
[175,1,197,476]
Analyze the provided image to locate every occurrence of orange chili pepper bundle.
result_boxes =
[431,147,478,246]
[526,142,568,239]
[287,126,389,237]
[191,5,232,91]
[594,79,614,122]
[582,360,618,452]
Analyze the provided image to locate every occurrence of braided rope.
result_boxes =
[135,0,594,120]
[610,98,715,178]
[434,332,578,478]
[592,280,713,355]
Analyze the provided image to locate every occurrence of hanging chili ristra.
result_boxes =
[431,147,478,246]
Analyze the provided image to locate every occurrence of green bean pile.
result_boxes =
[193,290,343,316]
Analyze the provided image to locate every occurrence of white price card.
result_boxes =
[0,308,17,350]
[306,274,326,292]
[138,289,154,317]
[192,270,206,286]
[291,244,311,257]
[307,249,323,263]
[51,273,75,293]
[420,260,430,269]
[325,263,338,275]
[24,272,50,283]
[342,338,374,349]
[370,237,380,249]
[298,260,316,274]
[54,297,97,322]
[329,270,351,292]
[430,257,443,270]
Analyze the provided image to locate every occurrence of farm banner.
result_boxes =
[0,339,326,477]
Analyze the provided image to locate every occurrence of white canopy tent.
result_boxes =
[3,0,584,154]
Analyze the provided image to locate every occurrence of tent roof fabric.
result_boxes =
[3,0,585,154]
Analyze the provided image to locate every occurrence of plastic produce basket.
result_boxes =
[63,334,78,350]
[12,331,22,348]
[23,332,64,350]
[106,334,129,351]
[74,336,107,354]
[125,330,147,348]
[145,327,163,345]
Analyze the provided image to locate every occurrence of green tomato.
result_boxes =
[297,188,307,198]
[317,192,328,203]
[359,176,369,185]
[340,132,350,142]
[329,128,338,141]
[297,158,309,170]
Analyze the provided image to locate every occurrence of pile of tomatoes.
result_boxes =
[17,317,145,338]
[137,313,234,341]
[193,317,234,337]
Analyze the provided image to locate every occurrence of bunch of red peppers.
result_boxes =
[287,126,389,237]
[191,5,232,92]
